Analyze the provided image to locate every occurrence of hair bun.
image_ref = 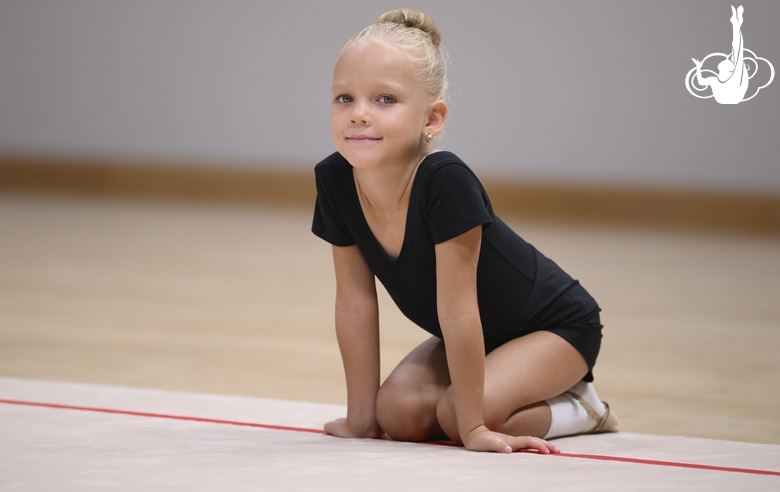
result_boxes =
[377,8,442,47]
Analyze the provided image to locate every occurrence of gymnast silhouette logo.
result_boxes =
[685,5,774,104]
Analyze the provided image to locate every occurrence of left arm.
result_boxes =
[435,226,486,447]
[435,226,554,453]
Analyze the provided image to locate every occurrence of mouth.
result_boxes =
[345,136,381,143]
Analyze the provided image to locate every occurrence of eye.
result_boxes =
[336,95,353,103]
[378,95,396,104]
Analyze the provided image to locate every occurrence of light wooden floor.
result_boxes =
[1,191,779,444]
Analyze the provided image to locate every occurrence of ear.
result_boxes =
[424,99,448,138]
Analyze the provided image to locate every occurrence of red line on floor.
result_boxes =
[555,452,780,477]
[0,398,325,435]
[2,398,778,477]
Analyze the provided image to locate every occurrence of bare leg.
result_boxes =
[375,336,450,441]
[733,6,746,85]
[730,6,744,66]
[378,331,592,444]
[436,331,588,444]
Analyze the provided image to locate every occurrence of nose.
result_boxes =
[349,100,369,125]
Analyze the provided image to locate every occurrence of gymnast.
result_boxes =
[692,5,748,104]
[312,8,619,453]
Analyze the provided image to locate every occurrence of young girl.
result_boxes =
[312,8,618,454]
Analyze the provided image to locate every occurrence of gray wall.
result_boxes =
[1,0,778,192]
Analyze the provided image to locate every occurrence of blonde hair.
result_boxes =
[342,9,448,103]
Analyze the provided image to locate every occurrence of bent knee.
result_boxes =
[434,390,500,444]
[435,390,461,444]
[435,389,539,441]
[376,383,439,442]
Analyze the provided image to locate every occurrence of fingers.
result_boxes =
[324,418,354,438]
[464,429,561,455]
[324,417,384,439]
[323,419,340,436]
[497,442,512,454]
[506,435,561,454]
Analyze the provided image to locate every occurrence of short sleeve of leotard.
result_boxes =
[312,159,356,247]
[426,162,493,244]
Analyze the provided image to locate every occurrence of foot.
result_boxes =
[731,5,744,28]
[564,381,620,434]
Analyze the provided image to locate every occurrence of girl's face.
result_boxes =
[330,40,431,171]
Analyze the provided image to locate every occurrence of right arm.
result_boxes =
[323,244,383,439]
[692,58,710,87]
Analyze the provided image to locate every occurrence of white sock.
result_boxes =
[544,381,607,439]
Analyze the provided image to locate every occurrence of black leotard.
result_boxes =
[312,151,602,381]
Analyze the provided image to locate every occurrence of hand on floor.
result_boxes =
[464,425,560,454]
[324,417,383,440]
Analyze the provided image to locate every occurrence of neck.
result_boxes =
[353,151,431,211]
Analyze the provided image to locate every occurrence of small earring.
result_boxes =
[425,132,433,143]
